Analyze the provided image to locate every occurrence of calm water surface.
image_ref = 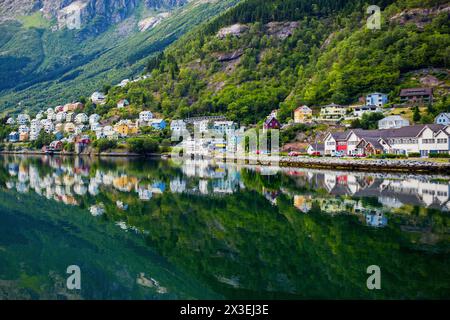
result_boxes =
[0,155,449,299]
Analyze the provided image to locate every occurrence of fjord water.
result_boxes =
[0,155,449,299]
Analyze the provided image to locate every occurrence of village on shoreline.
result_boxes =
[1,74,450,174]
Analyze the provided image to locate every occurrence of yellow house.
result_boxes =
[319,103,348,121]
[19,132,29,141]
[114,120,138,137]
[64,122,76,133]
[294,105,313,123]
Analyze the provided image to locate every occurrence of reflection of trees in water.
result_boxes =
[0,156,449,299]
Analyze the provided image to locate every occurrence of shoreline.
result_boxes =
[2,150,450,174]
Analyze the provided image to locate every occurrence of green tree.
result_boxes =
[413,107,421,123]
[31,132,55,149]
[95,139,117,152]
[127,137,159,155]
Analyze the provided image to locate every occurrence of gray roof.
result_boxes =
[309,143,325,151]
[436,113,450,119]
[400,87,433,97]
[352,124,446,139]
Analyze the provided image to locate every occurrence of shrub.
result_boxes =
[127,137,159,154]
[429,153,450,158]
[95,139,117,152]
[408,152,421,158]
[370,153,407,159]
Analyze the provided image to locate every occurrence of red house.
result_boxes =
[263,116,281,130]
[49,140,63,151]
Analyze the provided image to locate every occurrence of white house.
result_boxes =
[17,114,30,125]
[66,112,75,122]
[117,99,129,108]
[89,114,101,125]
[6,117,15,125]
[417,126,449,157]
[91,122,101,131]
[42,120,54,133]
[18,125,30,134]
[194,120,210,133]
[353,105,382,118]
[75,113,88,124]
[366,92,388,107]
[139,111,153,122]
[319,103,348,121]
[55,112,67,123]
[435,113,450,126]
[47,111,56,121]
[378,115,410,130]
[170,120,186,133]
[91,92,106,105]
[213,121,236,136]
[118,79,130,88]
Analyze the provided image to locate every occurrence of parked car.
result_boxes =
[311,151,322,157]
[288,151,301,157]
[331,151,344,157]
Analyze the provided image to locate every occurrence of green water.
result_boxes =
[0,155,449,299]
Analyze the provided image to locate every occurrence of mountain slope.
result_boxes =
[97,0,449,125]
[0,0,241,114]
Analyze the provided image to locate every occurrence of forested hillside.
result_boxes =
[99,0,449,125]
[0,0,241,114]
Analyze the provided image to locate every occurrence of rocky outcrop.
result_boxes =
[138,12,171,32]
[215,49,244,62]
[390,5,450,29]
[217,23,249,39]
[0,0,188,31]
[265,21,299,39]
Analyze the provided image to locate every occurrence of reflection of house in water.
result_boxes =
[212,178,235,194]
[170,178,186,193]
[137,187,152,201]
[292,194,389,228]
[8,163,18,176]
[365,212,388,228]
[152,182,166,194]
[88,181,100,196]
[263,188,280,206]
[136,273,168,294]
[113,175,139,192]
[354,178,450,210]
[286,168,450,211]
[90,204,105,217]
[199,179,209,194]
[74,183,87,196]
[116,201,128,210]
[293,195,312,213]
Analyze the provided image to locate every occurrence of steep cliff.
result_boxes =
[0,0,188,29]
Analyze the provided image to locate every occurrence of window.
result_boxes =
[437,138,447,144]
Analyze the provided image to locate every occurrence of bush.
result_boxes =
[95,139,117,152]
[429,153,450,158]
[63,142,75,152]
[370,153,407,159]
[408,152,421,158]
[127,137,159,154]
[31,132,55,149]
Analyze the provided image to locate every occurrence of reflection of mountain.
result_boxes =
[0,189,218,299]
[0,156,449,299]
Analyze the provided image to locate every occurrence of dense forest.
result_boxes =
[0,0,241,114]
[94,0,449,126]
